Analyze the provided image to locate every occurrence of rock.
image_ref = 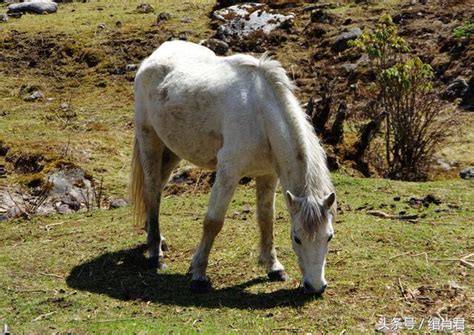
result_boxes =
[460,166,474,179]
[436,158,452,171]
[157,12,170,23]
[24,91,44,101]
[109,198,127,210]
[200,38,229,55]
[125,64,138,71]
[60,102,70,110]
[445,77,468,100]
[310,10,335,24]
[331,27,362,52]
[215,0,253,9]
[460,77,474,111]
[180,16,192,23]
[342,62,357,73]
[97,22,106,30]
[47,166,93,205]
[115,20,123,28]
[0,13,8,22]
[8,1,58,14]
[7,12,22,19]
[393,195,401,201]
[136,3,154,14]
[60,193,81,211]
[0,213,8,221]
[213,3,294,43]
[56,203,72,214]
[7,206,22,218]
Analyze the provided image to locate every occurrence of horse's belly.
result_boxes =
[153,106,222,169]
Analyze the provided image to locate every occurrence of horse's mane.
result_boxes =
[228,53,335,236]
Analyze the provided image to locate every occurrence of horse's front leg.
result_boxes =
[189,164,239,293]
[256,175,288,281]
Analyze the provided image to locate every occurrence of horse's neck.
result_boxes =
[263,100,311,197]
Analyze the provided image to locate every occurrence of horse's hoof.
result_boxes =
[161,239,169,252]
[148,257,159,269]
[190,279,212,293]
[148,257,167,270]
[268,270,289,282]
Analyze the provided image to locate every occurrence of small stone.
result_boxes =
[342,63,357,73]
[445,77,468,99]
[136,3,154,14]
[60,102,70,110]
[157,12,170,23]
[56,203,72,214]
[0,13,8,22]
[109,198,128,210]
[393,196,401,201]
[459,166,474,180]
[180,16,192,23]
[97,23,106,30]
[24,91,44,102]
[116,20,123,28]
[125,64,138,72]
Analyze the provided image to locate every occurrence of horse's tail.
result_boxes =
[129,137,146,229]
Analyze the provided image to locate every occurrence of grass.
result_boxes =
[1,0,473,333]
[1,174,473,333]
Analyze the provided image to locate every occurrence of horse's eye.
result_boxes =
[328,234,334,242]
[294,236,302,245]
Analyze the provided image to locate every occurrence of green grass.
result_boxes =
[1,0,473,333]
[1,175,472,333]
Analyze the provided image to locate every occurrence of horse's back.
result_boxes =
[135,41,273,175]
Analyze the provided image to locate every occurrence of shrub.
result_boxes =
[350,14,455,181]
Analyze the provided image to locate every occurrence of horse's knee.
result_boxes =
[203,216,223,235]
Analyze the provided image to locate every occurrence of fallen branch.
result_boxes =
[367,210,418,220]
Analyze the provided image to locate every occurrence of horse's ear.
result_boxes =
[323,192,336,210]
[286,191,296,206]
[286,191,301,211]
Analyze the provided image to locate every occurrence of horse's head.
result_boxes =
[286,191,335,295]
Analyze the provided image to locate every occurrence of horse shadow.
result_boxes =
[66,245,318,310]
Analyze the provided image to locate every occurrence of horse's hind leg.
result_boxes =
[137,126,179,269]
[189,161,240,293]
[256,175,288,281]
[158,147,181,253]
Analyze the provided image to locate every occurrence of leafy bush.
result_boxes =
[350,14,455,181]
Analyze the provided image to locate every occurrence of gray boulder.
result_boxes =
[213,3,294,43]
[460,167,474,180]
[8,1,58,14]
[331,27,362,52]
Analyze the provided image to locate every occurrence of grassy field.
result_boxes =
[1,174,473,333]
[1,0,473,333]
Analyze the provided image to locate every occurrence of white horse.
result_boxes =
[130,40,336,295]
